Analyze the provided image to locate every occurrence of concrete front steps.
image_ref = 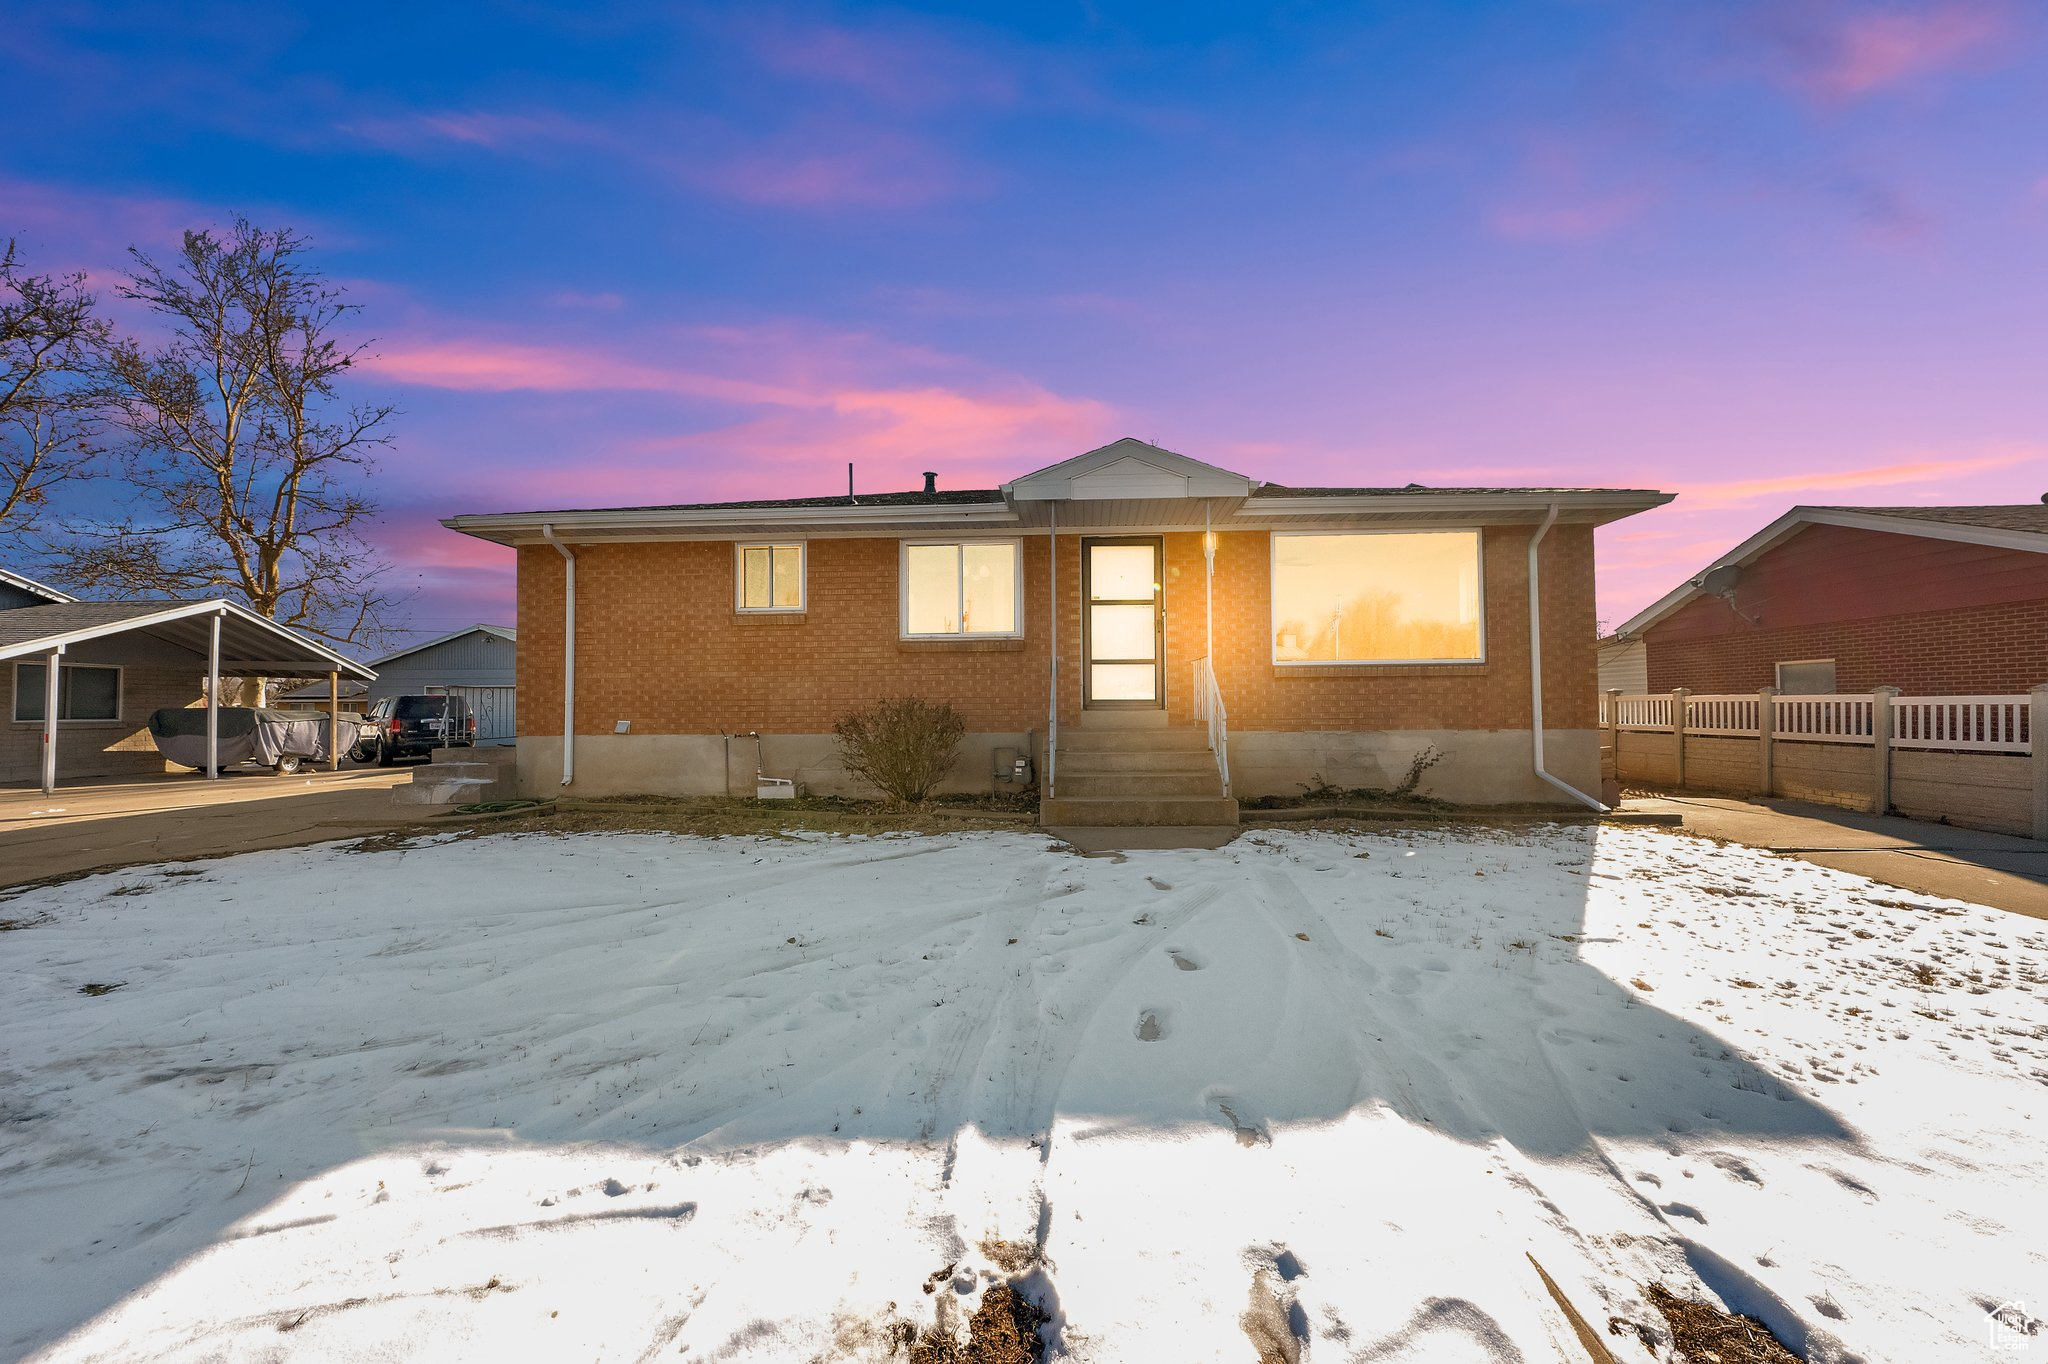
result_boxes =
[1041,709,1239,827]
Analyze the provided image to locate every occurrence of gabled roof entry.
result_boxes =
[1002,438,1254,501]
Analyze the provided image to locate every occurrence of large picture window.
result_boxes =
[14,662,121,722]
[1271,531,1483,664]
[902,541,1021,638]
[736,543,804,612]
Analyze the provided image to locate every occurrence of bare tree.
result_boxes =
[0,240,110,537]
[59,220,402,668]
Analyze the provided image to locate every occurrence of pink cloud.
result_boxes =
[1663,449,2039,507]
[357,322,1115,509]
[733,14,1019,110]
[1807,3,2004,97]
[1735,1,2010,101]
[1486,139,1657,243]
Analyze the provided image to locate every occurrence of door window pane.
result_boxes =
[1091,663,1156,701]
[1090,604,1155,660]
[1089,545,1154,600]
[1271,532,1483,663]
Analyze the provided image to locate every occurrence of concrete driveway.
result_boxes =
[1627,793,2048,920]
[0,767,419,889]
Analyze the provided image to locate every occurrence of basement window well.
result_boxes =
[736,543,805,612]
[1272,530,1484,665]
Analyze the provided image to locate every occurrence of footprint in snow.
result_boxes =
[1147,876,1172,891]
[601,1178,628,1197]
[1136,1010,1165,1042]
[1168,949,1201,971]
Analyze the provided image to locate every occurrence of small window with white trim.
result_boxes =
[735,543,805,612]
[901,540,1021,638]
[1775,659,1836,694]
[14,662,121,722]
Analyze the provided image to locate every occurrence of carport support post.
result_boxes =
[328,672,340,772]
[2031,684,2048,841]
[206,609,221,780]
[40,646,61,795]
[1670,688,1690,790]
[1757,686,1777,798]
[1871,686,1898,817]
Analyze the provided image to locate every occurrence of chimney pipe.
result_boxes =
[923,471,937,494]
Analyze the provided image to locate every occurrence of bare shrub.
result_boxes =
[833,697,965,806]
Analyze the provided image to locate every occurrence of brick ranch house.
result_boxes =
[1610,504,2048,696]
[444,440,1671,824]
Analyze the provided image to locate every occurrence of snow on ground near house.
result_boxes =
[2,827,2047,1362]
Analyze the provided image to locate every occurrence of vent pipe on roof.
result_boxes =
[923,471,937,494]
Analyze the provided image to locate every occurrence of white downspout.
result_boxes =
[541,524,576,787]
[1046,503,1058,800]
[1528,503,1607,812]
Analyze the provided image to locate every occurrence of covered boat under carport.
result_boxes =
[0,599,376,794]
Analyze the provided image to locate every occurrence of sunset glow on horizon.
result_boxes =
[6,2,2044,645]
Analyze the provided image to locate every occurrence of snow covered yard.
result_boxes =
[2,825,2046,1363]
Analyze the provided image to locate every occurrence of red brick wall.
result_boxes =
[517,523,1599,736]
[1645,524,2048,694]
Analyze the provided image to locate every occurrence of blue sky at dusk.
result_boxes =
[5,1,2045,645]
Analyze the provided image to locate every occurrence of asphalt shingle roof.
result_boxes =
[0,600,190,649]
[1821,505,2048,535]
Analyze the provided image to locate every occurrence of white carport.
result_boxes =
[0,599,376,795]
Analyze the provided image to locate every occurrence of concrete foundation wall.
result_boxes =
[1774,740,1876,811]
[1229,729,1599,805]
[521,727,1601,807]
[518,731,1041,801]
[1891,750,2032,837]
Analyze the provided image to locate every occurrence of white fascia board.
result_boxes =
[1249,490,1673,518]
[0,599,378,680]
[443,502,1018,543]
[0,567,74,602]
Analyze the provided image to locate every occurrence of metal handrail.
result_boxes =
[1191,655,1231,796]
[1046,656,1058,798]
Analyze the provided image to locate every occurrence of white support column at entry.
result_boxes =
[328,671,341,772]
[1203,504,1215,661]
[40,645,62,796]
[206,609,222,780]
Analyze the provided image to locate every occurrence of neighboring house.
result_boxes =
[1596,635,1647,695]
[274,625,516,741]
[1613,504,2048,696]
[444,439,1670,823]
[1,574,377,790]
[365,625,517,742]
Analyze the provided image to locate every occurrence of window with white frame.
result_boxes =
[902,541,1021,637]
[735,543,805,612]
[1775,659,1836,694]
[14,662,121,722]
[1271,530,1484,664]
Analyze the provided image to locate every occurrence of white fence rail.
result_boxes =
[1604,691,2031,754]
[1774,695,1876,744]
[1686,694,1760,736]
[1613,695,1673,730]
[1890,696,2030,753]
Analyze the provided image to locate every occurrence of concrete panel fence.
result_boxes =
[1602,686,2048,840]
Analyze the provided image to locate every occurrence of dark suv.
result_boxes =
[353,694,476,765]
